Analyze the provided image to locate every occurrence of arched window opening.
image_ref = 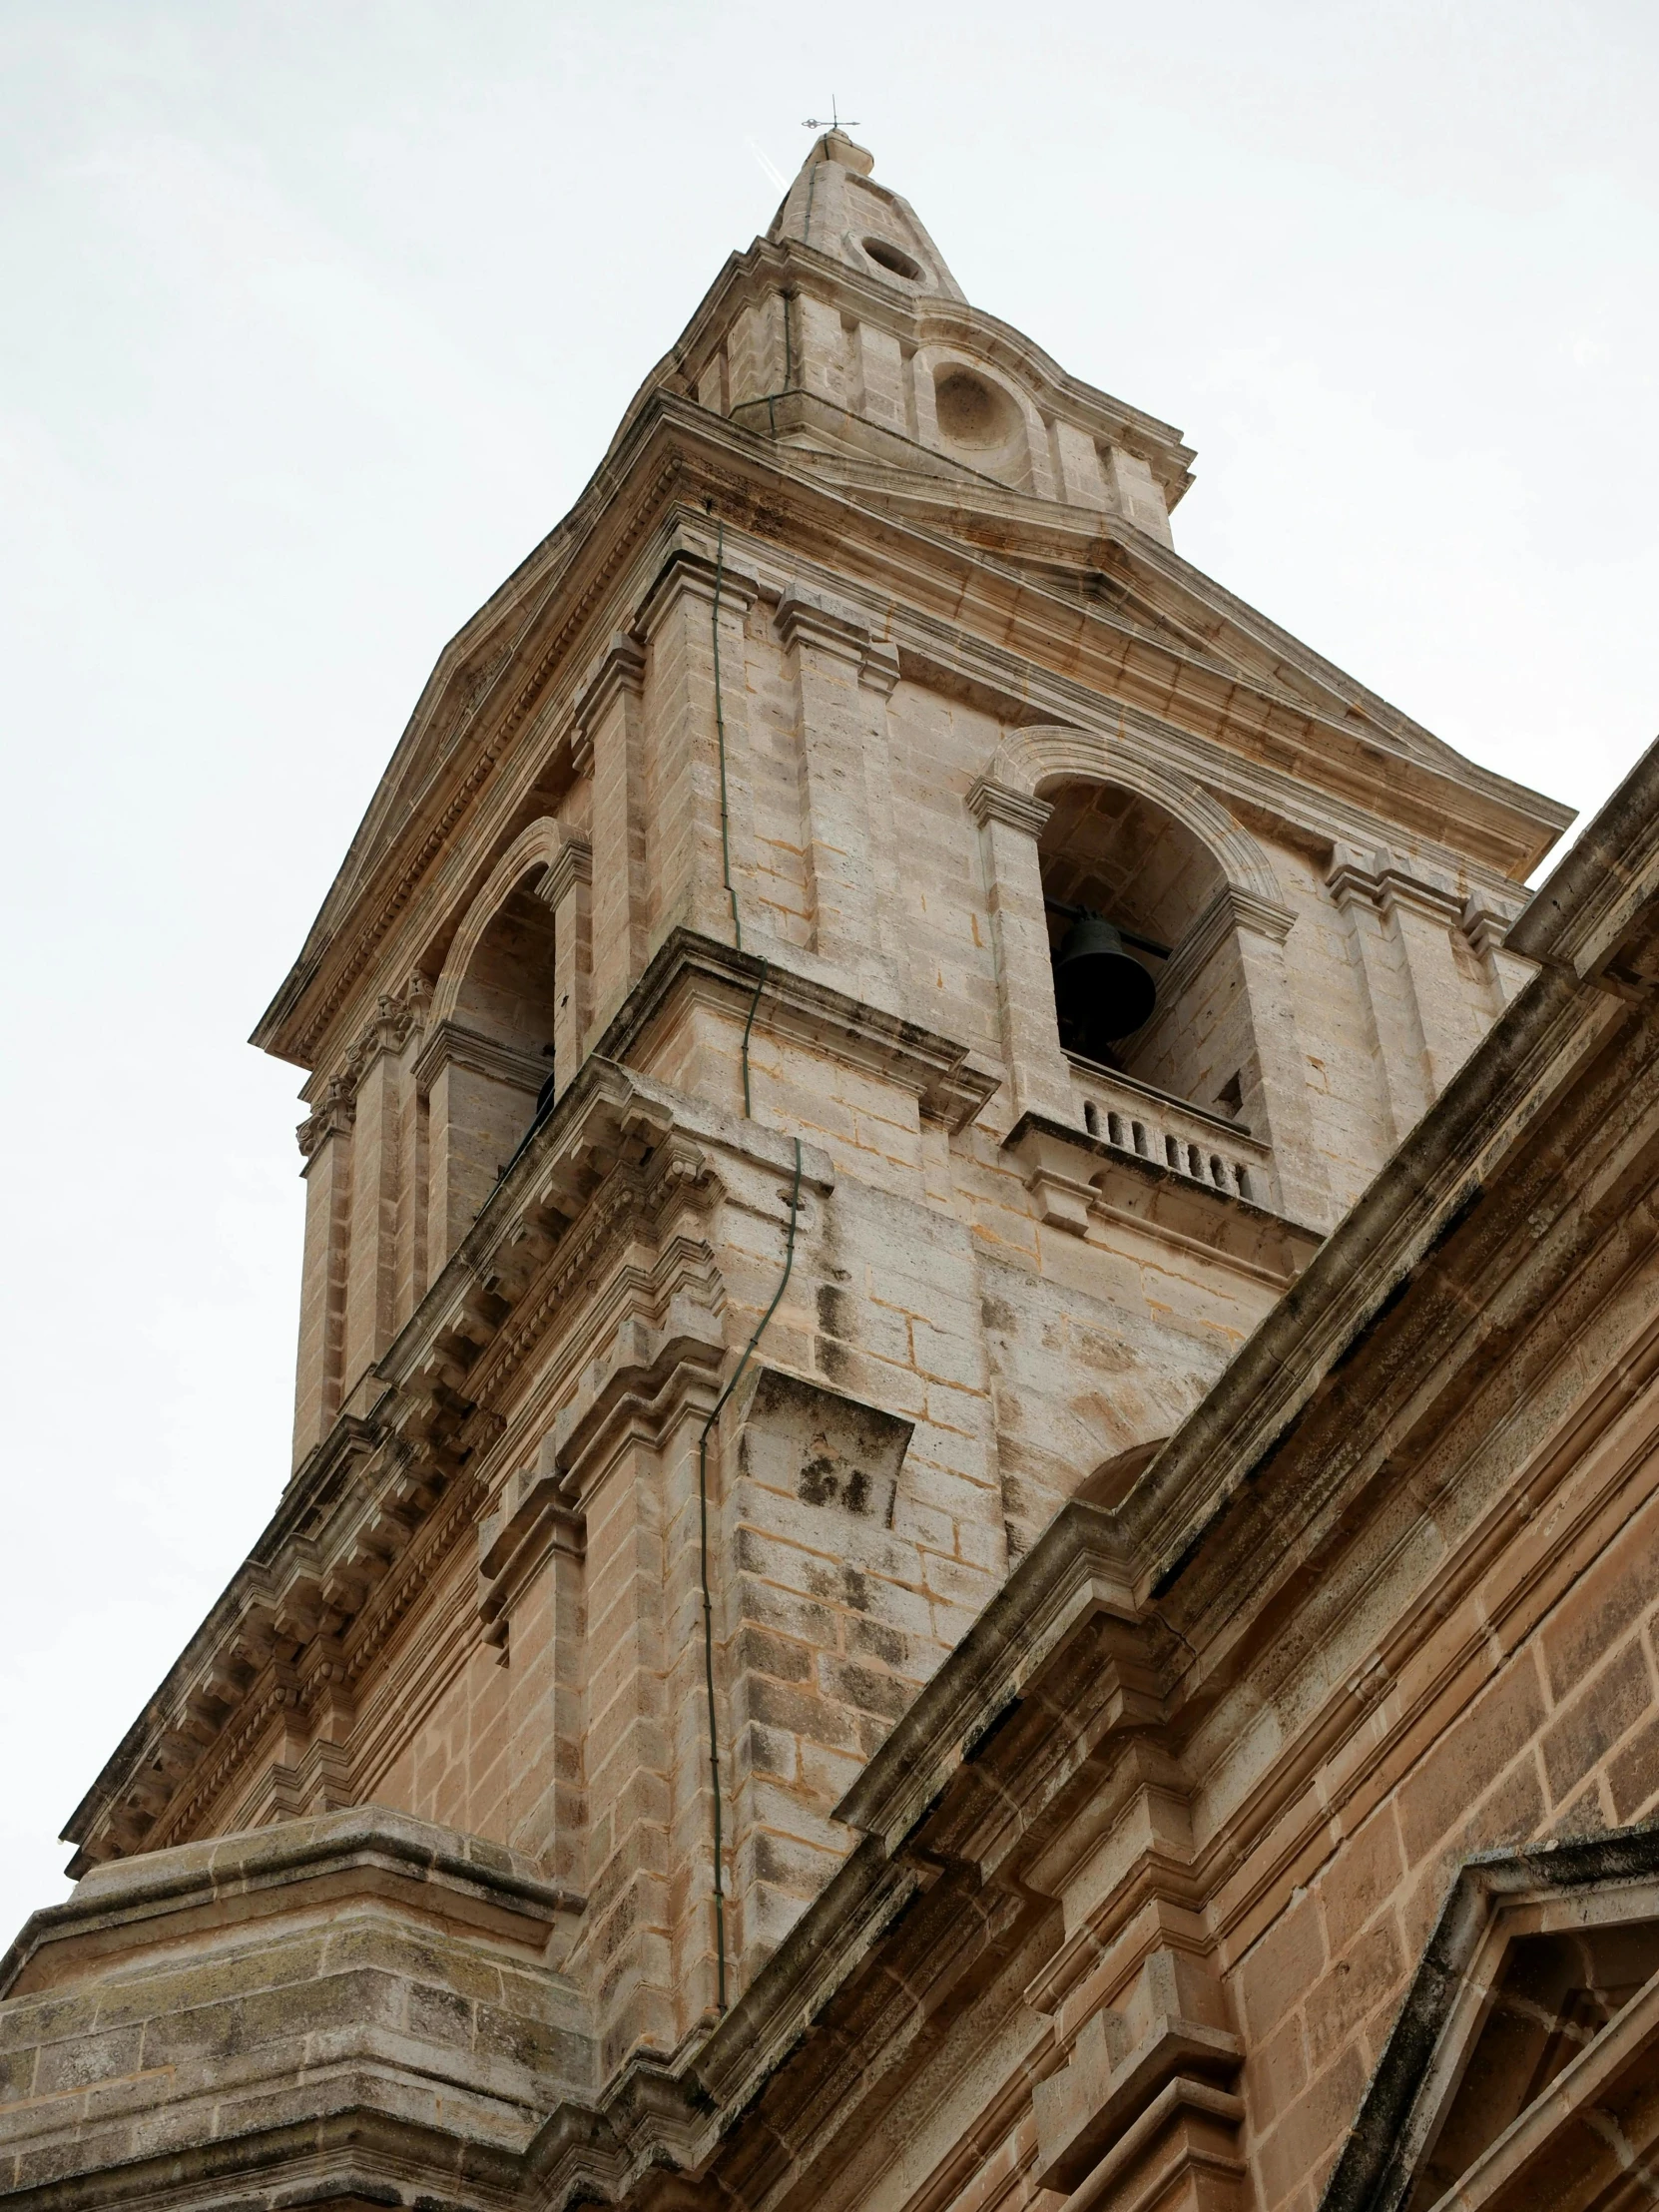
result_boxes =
[1038,783,1244,1122]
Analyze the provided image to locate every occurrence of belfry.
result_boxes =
[11,132,1659,2212]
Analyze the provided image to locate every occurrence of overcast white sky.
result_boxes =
[2,0,1654,1938]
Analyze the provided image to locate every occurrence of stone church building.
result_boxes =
[7,131,1659,2212]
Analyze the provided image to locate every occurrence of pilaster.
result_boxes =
[1200,887,1331,1231]
[1463,888,1534,1008]
[776,582,906,1014]
[415,1021,545,1271]
[1328,848,1491,1144]
[1053,419,1109,509]
[531,831,593,1101]
[576,634,648,1035]
[966,774,1076,1125]
[553,1320,728,2068]
[475,1450,586,1876]
[292,1081,354,1467]
[849,320,906,431]
[636,547,762,952]
[1102,445,1174,545]
[340,989,426,1397]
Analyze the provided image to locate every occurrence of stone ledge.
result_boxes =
[594,925,1001,1133]
[4,1807,581,1999]
[0,1810,594,2211]
[1003,1111,1319,1282]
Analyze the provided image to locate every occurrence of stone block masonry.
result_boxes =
[0,123,1596,2212]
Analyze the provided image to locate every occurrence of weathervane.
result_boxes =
[802,96,859,131]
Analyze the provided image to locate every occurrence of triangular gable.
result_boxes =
[1324,1825,1659,2212]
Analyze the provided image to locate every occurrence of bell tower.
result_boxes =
[48,128,1568,2132]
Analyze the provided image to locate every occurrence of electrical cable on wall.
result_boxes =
[699,509,795,2006]
[697,1133,803,2008]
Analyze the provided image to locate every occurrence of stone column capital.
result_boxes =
[571,635,645,774]
[634,543,760,643]
[1326,845,1463,926]
[531,832,593,911]
[774,581,871,659]
[967,776,1053,837]
[296,1080,355,1160]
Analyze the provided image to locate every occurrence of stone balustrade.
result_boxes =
[1067,1057,1268,1205]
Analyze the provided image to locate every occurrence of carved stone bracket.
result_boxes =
[296,1076,355,1159]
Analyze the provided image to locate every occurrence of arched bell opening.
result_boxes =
[1037,782,1248,1124]
[422,869,563,1270]
[449,877,562,1116]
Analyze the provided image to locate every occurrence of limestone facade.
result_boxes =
[5,133,1650,2212]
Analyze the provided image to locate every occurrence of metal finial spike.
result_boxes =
[802,95,860,130]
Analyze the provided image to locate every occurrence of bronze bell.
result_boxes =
[1053,912,1156,1054]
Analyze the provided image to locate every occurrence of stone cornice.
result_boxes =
[634,540,760,643]
[831,1501,1138,1850]
[1002,1111,1312,1284]
[772,578,902,694]
[25,753,1659,2212]
[5,1805,579,2000]
[1461,887,1524,961]
[1506,732,1659,981]
[670,232,1196,495]
[1326,847,1466,927]
[1150,883,1296,1024]
[770,579,897,695]
[595,925,1000,1133]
